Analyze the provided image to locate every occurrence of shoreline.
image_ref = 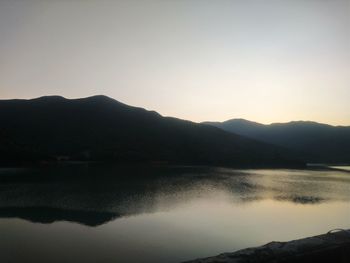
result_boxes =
[184,230,350,263]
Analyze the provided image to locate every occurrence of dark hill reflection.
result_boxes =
[0,165,350,226]
[0,207,118,226]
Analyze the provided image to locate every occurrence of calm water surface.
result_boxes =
[330,166,350,172]
[0,165,349,263]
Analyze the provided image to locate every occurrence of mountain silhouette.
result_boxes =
[204,119,350,163]
[0,96,303,167]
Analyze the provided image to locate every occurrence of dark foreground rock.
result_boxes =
[184,230,350,263]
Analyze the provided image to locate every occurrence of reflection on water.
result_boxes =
[0,165,349,263]
[330,166,350,172]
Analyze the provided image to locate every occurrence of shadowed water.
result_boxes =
[0,165,349,263]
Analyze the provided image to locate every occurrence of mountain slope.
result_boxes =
[0,96,303,167]
[203,119,350,163]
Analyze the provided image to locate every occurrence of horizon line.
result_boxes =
[1,94,349,127]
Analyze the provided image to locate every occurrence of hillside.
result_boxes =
[204,119,350,163]
[0,96,303,167]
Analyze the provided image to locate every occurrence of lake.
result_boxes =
[0,165,349,263]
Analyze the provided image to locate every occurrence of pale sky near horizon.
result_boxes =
[0,0,349,125]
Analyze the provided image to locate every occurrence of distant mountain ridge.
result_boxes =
[0,96,303,168]
[203,119,350,163]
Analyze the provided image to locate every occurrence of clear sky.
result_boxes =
[0,0,349,125]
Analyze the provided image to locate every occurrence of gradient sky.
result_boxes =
[0,0,349,125]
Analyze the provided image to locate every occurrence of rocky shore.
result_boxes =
[184,229,350,263]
